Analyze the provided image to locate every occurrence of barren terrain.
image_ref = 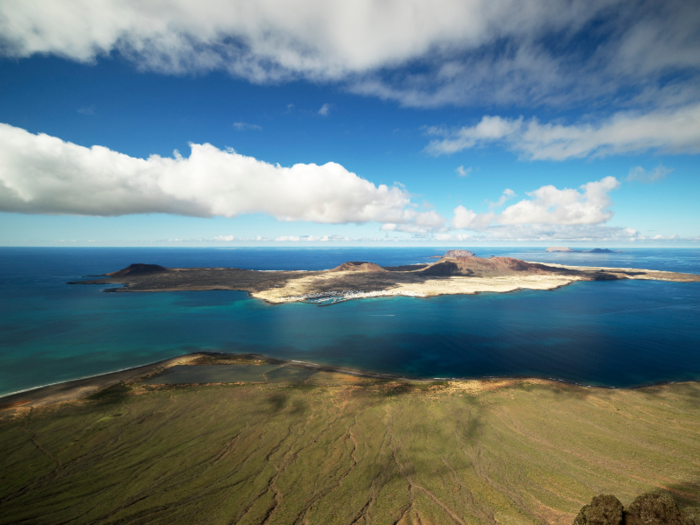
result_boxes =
[1,355,699,524]
[70,256,700,304]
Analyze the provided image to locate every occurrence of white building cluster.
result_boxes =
[282,289,426,304]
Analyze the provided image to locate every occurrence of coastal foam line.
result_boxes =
[281,289,426,304]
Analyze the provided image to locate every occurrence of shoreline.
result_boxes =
[2,350,699,409]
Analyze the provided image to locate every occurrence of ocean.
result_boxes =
[1,247,699,396]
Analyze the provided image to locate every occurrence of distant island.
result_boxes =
[546,247,623,253]
[71,250,699,305]
[429,249,476,258]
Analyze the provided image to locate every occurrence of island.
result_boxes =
[71,252,700,305]
[546,247,623,253]
[428,249,476,258]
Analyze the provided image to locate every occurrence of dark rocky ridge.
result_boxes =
[108,263,169,277]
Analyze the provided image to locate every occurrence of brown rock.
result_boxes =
[625,493,682,525]
[329,261,386,273]
[574,495,624,525]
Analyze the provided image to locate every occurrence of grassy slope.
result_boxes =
[1,380,700,524]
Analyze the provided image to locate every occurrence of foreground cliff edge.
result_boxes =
[1,354,699,524]
[69,253,700,304]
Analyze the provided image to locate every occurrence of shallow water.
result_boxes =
[1,247,699,395]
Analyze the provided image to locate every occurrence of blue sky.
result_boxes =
[0,0,698,246]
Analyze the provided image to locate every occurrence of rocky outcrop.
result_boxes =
[574,495,624,525]
[573,493,698,525]
[329,261,386,273]
[625,493,682,525]
[108,264,169,277]
[444,249,476,258]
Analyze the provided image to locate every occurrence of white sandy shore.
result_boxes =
[253,271,584,304]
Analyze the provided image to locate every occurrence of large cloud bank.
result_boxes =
[1,0,698,109]
[0,123,436,226]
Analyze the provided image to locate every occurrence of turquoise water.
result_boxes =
[1,247,699,395]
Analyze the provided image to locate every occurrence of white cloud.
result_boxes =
[500,177,620,225]
[233,122,262,131]
[455,165,472,177]
[318,103,332,116]
[489,188,515,209]
[451,177,621,234]
[1,0,698,110]
[451,207,478,230]
[0,122,439,230]
[380,210,446,234]
[0,0,609,80]
[213,235,236,241]
[426,104,700,159]
[436,225,642,243]
[434,233,474,242]
[274,235,350,242]
[275,236,300,242]
[627,164,673,183]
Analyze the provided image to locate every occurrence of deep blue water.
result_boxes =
[1,247,699,396]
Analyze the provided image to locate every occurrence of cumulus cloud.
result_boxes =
[426,104,700,159]
[450,177,621,233]
[455,165,472,177]
[627,164,673,183]
[1,0,699,110]
[0,123,440,230]
[451,207,491,230]
[318,103,332,116]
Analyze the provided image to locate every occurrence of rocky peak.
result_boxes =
[443,249,476,258]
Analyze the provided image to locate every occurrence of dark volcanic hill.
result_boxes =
[422,256,578,277]
[108,263,169,277]
[329,261,386,273]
